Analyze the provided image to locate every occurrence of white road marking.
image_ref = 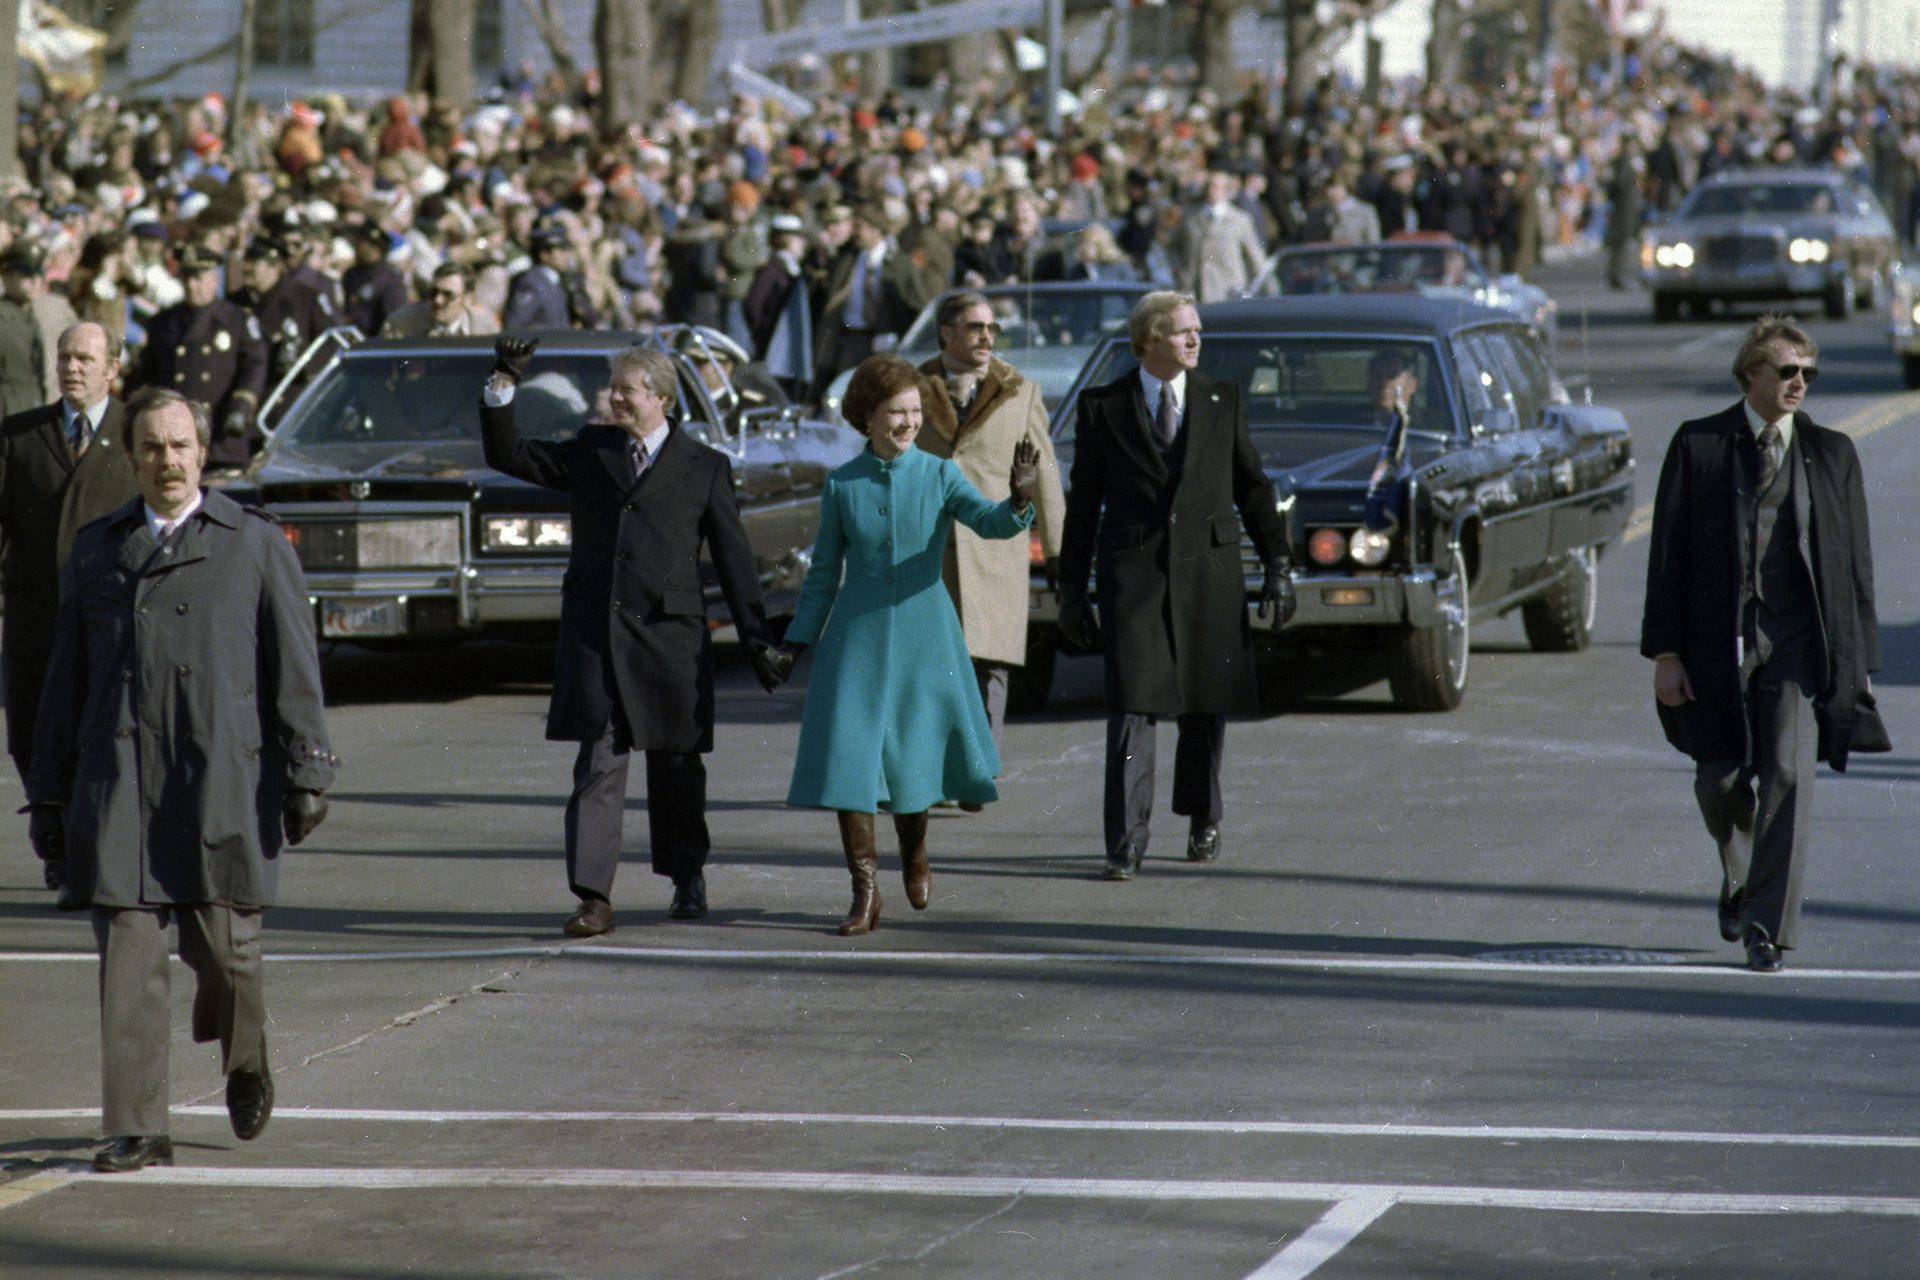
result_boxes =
[0,1170,75,1212]
[26,1165,1920,1218]
[2,946,1916,980]
[7,1107,1920,1151]
[1245,1193,1395,1280]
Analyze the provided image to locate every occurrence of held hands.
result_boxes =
[1653,655,1694,707]
[28,804,63,865]
[750,643,798,693]
[282,790,328,846]
[492,335,539,386]
[1258,561,1297,627]
[1009,439,1041,510]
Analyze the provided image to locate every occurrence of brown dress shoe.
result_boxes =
[563,898,614,937]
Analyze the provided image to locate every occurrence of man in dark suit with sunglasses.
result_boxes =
[1642,314,1881,973]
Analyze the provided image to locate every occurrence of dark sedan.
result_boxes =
[1023,295,1634,711]
[225,329,860,644]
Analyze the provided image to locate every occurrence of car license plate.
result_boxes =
[321,598,404,638]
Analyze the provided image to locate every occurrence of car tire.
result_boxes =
[1387,564,1469,712]
[1904,354,1920,390]
[1007,626,1057,713]
[1652,291,1680,324]
[1824,273,1854,320]
[1520,545,1597,653]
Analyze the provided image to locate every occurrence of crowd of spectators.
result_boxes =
[2,37,1918,425]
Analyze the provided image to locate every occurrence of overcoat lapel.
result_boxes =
[32,411,73,476]
[1114,381,1168,482]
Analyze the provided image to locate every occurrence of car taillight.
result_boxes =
[1029,531,1045,565]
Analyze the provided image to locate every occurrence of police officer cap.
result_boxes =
[178,244,222,273]
[358,220,393,247]
[530,224,569,253]
[243,236,283,262]
[0,243,44,275]
[673,325,749,366]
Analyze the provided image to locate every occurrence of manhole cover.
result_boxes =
[1474,947,1687,966]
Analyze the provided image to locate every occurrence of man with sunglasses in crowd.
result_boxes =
[1642,315,1882,973]
[915,291,1065,779]
[382,263,499,339]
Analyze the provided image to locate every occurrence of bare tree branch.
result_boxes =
[514,0,580,84]
[122,0,393,93]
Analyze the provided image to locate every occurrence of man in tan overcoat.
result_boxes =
[918,291,1066,775]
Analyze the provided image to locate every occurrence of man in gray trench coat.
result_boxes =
[27,387,335,1173]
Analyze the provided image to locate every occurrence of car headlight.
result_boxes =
[1788,237,1831,264]
[1307,527,1348,566]
[1911,301,1920,326]
[483,515,572,550]
[1653,242,1694,269]
[1348,528,1391,566]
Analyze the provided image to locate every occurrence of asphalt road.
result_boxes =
[4,258,1919,1278]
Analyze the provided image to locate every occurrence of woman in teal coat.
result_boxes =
[778,355,1039,934]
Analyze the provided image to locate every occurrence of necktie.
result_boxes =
[630,438,649,482]
[1154,386,1179,450]
[1756,423,1781,491]
[67,409,88,457]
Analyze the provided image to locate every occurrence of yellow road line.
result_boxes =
[1619,392,1920,544]
[0,1169,78,1213]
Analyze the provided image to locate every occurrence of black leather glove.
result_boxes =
[750,643,796,693]
[221,404,251,444]
[1008,438,1041,509]
[283,790,328,846]
[492,335,539,385]
[1057,593,1101,652]
[1042,555,1060,594]
[1258,561,1297,627]
[28,804,63,864]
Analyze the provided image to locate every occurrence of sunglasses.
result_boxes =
[1770,363,1818,384]
[951,321,1001,338]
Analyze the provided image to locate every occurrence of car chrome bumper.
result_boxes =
[1643,264,1839,298]
[304,564,565,630]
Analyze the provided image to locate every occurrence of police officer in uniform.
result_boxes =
[342,222,409,337]
[0,244,50,419]
[505,225,596,330]
[138,245,268,469]
[271,209,343,317]
[230,237,331,390]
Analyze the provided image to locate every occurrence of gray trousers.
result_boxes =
[1104,712,1225,858]
[564,719,709,900]
[93,903,266,1138]
[974,660,1010,759]
[1694,651,1817,948]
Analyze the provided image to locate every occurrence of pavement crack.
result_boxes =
[297,964,533,1069]
[810,1193,1026,1278]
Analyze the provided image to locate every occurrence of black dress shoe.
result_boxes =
[1717,889,1745,943]
[92,1135,174,1173]
[228,1065,274,1141]
[1103,841,1144,881]
[1186,824,1221,863]
[669,874,707,920]
[1745,931,1783,973]
[563,898,614,937]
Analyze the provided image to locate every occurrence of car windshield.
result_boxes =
[277,353,612,446]
[1251,246,1482,296]
[1070,335,1455,438]
[1683,184,1841,218]
[898,288,1140,356]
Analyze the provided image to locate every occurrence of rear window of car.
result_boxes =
[280,353,613,446]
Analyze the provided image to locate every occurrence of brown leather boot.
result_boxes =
[894,810,931,910]
[835,810,880,935]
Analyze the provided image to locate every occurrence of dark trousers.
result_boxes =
[1693,651,1817,948]
[564,719,709,900]
[1104,712,1225,858]
[93,904,266,1137]
[808,324,876,403]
